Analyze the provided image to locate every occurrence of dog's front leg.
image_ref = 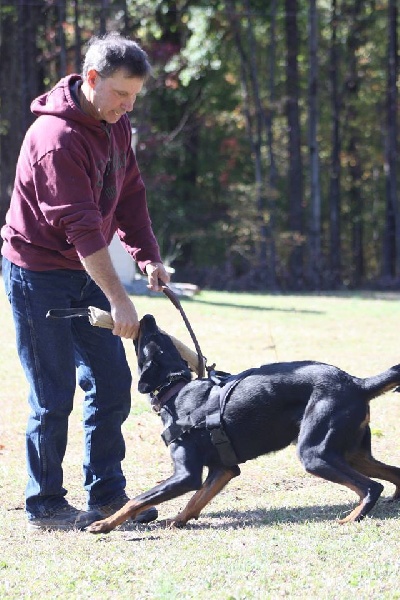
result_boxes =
[166,465,240,527]
[90,499,157,534]
[88,443,204,534]
[87,475,199,534]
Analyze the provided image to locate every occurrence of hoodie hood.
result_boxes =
[31,74,101,130]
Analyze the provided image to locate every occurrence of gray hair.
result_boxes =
[82,32,151,80]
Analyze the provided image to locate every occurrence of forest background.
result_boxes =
[0,0,398,291]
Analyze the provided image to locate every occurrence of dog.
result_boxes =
[88,314,400,533]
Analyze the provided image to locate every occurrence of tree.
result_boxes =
[0,1,42,226]
[284,0,305,288]
[328,0,342,286]
[307,0,322,288]
[342,0,365,285]
[225,1,274,288]
[382,0,399,279]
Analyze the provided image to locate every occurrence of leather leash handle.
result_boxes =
[160,282,206,379]
[47,307,114,329]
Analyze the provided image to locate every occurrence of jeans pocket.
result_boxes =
[2,256,12,302]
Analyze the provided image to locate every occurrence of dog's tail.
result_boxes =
[361,364,400,399]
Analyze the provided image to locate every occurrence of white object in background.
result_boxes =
[109,126,138,286]
[109,235,136,286]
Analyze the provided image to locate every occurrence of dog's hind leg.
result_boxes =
[347,428,400,501]
[166,465,240,527]
[297,399,387,523]
[298,435,384,523]
[301,451,383,523]
[349,453,400,501]
[335,475,383,524]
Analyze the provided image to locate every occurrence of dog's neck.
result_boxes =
[150,380,188,413]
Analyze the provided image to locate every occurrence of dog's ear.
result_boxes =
[137,341,163,393]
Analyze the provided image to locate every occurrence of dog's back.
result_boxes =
[208,361,400,464]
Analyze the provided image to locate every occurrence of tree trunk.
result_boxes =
[344,0,364,285]
[244,0,271,286]
[100,0,108,35]
[307,0,321,288]
[382,0,399,278]
[328,0,342,285]
[226,0,272,288]
[73,0,82,74]
[285,0,304,288]
[265,0,278,289]
[58,0,67,77]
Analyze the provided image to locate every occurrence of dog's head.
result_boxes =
[134,314,192,395]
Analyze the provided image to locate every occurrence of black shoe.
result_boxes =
[27,504,103,532]
[95,493,158,523]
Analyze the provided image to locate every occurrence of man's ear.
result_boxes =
[86,69,99,89]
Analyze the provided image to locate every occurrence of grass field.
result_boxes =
[1,282,400,599]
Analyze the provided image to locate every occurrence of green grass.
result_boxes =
[1,284,400,599]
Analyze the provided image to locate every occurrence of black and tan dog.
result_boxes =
[88,314,400,533]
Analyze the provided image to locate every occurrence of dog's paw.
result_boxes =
[87,520,113,534]
[159,517,187,529]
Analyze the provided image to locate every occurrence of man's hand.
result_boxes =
[109,298,139,339]
[145,262,171,291]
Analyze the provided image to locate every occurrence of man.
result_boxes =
[1,32,170,531]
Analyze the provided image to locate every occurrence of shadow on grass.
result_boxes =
[195,499,400,528]
[145,293,324,314]
[174,506,352,528]
[190,298,323,315]
[113,498,400,539]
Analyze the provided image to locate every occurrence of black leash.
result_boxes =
[160,283,205,379]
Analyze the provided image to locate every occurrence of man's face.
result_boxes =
[87,68,144,124]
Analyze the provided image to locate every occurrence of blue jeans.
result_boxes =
[2,257,132,518]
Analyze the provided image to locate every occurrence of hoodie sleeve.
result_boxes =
[33,145,109,259]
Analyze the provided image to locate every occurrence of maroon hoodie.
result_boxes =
[1,74,161,272]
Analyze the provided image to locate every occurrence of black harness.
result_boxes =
[158,368,257,467]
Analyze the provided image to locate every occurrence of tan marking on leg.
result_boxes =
[88,501,153,534]
[168,469,237,526]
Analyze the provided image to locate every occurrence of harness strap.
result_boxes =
[205,368,257,467]
[160,368,257,467]
[206,415,239,467]
[162,414,198,445]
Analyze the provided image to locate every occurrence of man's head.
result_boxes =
[82,32,151,80]
[80,32,151,124]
